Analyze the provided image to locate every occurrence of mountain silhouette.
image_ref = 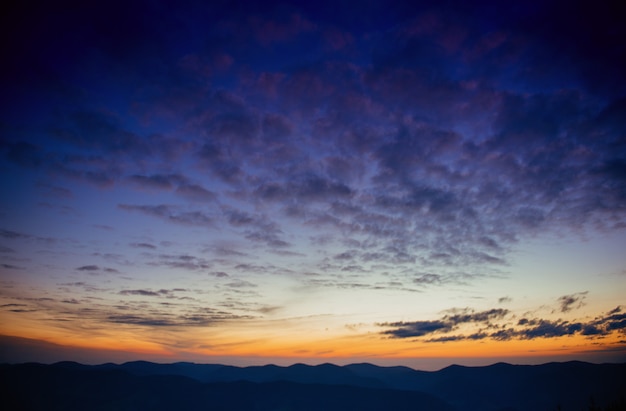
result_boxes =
[1,361,625,410]
[0,362,451,411]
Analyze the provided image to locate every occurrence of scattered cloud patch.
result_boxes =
[119,289,161,297]
[76,265,99,271]
[130,242,157,249]
[557,292,588,313]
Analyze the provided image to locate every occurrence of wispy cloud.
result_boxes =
[557,291,588,313]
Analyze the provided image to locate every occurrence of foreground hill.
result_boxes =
[1,361,625,411]
[0,363,451,411]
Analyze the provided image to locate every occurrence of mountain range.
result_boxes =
[2,360,625,410]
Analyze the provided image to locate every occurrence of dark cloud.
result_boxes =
[262,113,293,140]
[413,274,442,285]
[224,279,257,289]
[3,142,44,168]
[384,306,626,343]
[444,308,509,325]
[175,184,217,202]
[221,208,291,248]
[130,242,157,250]
[105,311,243,327]
[381,320,451,338]
[119,289,161,297]
[196,143,244,184]
[608,306,622,315]
[380,308,509,338]
[334,250,357,261]
[118,204,213,226]
[149,254,212,271]
[127,174,187,190]
[0,229,28,239]
[1,303,28,308]
[518,319,583,339]
[57,282,106,292]
[558,292,588,313]
[36,183,73,199]
[255,174,352,204]
[76,265,99,271]
[118,289,187,297]
[52,110,152,157]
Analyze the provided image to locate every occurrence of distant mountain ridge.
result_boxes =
[1,360,625,411]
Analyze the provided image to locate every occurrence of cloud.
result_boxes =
[517,319,583,339]
[1,303,28,309]
[382,306,626,343]
[127,174,187,190]
[119,289,161,297]
[221,208,291,248]
[413,274,442,285]
[130,242,157,249]
[380,308,509,338]
[444,308,509,325]
[381,320,452,338]
[196,143,244,184]
[149,254,212,271]
[224,279,257,288]
[558,292,588,313]
[54,110,152,156]
[105,312,241,327]
[254,173,353,205]
[175,184,217,202]
[76,265,99,271]
[118,204,213,226]
[118,289,188,297]
[0,229,56,244]
[36,183,73,199]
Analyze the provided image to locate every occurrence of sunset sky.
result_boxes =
[1,0,625,370]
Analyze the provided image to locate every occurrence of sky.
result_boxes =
[1,0,625,370]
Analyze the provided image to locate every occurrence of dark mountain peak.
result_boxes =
[287,362,310,369]
[121,360,157,366]
[346,362,415,372]
[315,362,341,369]
[346,362,378,368]
[486,361,514,368]
[258,363,281,370]
[52,361,86,368]
[440,363,467,372]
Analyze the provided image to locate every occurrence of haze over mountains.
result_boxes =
[2,360,625,411]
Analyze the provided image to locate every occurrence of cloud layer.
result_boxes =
[0,0,625,361]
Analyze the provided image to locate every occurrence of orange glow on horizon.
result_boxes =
[4,323,621,364]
